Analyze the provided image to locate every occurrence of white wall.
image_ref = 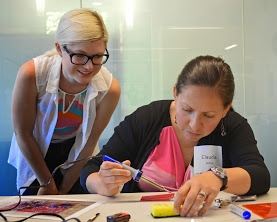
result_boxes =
[244,0,277,187]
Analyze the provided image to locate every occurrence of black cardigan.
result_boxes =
[81,100,270,195]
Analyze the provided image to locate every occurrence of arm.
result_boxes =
[12,60,58,195]
[227,114,270,195]
[58,77,121,194]
[81,112,138,196]
[81,101,172,195]
[81,108,144,195]
[174,112,270,217]
[174,167,251,217]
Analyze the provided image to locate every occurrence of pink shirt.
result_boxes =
[138,126,191,192]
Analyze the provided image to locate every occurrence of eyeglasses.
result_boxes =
[62,45,109,65]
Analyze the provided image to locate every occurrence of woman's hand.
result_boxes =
[97,160,132,196]
[174,171,222,217]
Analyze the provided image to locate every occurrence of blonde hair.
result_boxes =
[56,8,108,46]
[45,8,108,56]
[43,47,58,56]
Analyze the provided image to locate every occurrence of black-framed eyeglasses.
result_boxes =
[62,45,109,65]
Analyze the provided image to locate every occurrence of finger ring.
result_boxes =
[198,191,207,199]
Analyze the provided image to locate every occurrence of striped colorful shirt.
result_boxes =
[52,88,87,143]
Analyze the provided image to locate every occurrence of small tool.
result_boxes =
[87,213,100,222]
[103,155,172,193]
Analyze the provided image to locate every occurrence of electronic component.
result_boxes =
[214,198,231,208]
[230,195,257,202]
[215,195,257,208]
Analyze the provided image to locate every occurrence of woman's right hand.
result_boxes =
[97,160,132,196]
[37,179,59,195]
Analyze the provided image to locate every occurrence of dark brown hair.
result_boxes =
[176,55,235,109]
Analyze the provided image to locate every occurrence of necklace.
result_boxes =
[58,87,87,113]
[61,93,75,113]
[65,94,74,105]
[65,94,75,109]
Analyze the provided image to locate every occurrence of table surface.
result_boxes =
[1,188,277,221]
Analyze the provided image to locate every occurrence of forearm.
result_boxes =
[59,138,98,194]
[60,120,106,194]
[15,133,52,185]
[59,163,83,194]
[239,164,270,195]
[224,167,251,195]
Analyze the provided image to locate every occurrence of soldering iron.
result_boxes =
[102,155,172,193]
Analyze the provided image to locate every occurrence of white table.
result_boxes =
[1,188,277,221]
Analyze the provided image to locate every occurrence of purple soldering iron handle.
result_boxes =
[102,155,142,182]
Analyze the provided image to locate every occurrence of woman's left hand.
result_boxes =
[174,171,222,217]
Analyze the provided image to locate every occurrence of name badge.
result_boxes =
[193,145,223,175]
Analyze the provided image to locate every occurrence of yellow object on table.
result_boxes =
[151,204,180,218]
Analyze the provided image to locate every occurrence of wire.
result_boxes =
[20,155,94,194]
[0,155,94,221]
[0,212,81,222]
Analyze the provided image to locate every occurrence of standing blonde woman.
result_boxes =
[8,8,121,195]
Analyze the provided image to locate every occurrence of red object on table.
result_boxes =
[140,193,175,201]
[243,202,277,219]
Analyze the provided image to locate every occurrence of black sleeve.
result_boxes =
[80,113,140,189]
[80,100,172,192]
[226,112,270,195]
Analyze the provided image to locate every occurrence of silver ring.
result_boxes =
[198,191,207,199]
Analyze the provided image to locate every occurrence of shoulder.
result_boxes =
[17,60,36,83]
[132,100,172,125]
[136,100,172,113]
[118,100,172,128]
[90,66,114,93]
[13,60,38,101]
[97,77,121,109]
[99,66,112,76]
[33,55,61,88]
[223,111,257,144]
[224,111,249,130]
[98,66,113,86]
[107,77,121,98]
[19,55,57,81]
[33,55,61,77]
[33,54,60,69]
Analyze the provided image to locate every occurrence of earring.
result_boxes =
[175,115,177,124]
[221,119,226,136]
